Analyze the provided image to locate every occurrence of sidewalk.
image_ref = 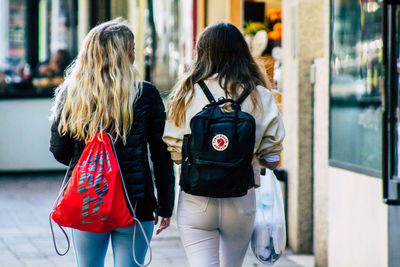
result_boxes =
[0,172,313,267]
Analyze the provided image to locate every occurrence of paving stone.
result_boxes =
[0,228,24,236]
[49,255,76,267]
[0,259,24,267]
[0,239,7,249]
[21,258,55,267]
[31,237,60,257]
[150,258,188,266]
[287,254,314,267]
[1,235,27,245]
[0,249,24,266]
[8,242,45,260]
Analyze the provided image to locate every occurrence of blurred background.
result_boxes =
[0,0,399,266]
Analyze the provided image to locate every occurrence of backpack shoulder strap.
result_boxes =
[198,81,216,104]
[235,89,252,105]
[199,80,252,106]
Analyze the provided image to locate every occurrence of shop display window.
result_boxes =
[329,0,383,175]
[0,0,77,99]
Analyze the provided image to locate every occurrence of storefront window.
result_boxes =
[0,0,77,98]
[330,0,383,174]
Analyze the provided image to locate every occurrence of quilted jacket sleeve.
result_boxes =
[49,118,73,166]
[147,85,175,218]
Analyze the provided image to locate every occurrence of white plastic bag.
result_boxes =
[251,169,286,264]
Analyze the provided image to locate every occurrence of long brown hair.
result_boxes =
[167,22,268,126]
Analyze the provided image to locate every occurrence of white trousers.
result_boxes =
[177,188,256,267]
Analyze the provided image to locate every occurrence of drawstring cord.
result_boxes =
[49,162,71,256]
[108,133,152,267]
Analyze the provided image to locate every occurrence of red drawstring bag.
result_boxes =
[49,132,153,265]
[50,132,133,239]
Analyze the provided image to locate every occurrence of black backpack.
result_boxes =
[180,81,256,198]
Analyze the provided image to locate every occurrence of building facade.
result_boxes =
[281,0,399,266]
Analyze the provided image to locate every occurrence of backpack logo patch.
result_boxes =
[212,134,229,151]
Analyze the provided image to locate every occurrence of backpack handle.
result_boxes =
[203,98,239,110]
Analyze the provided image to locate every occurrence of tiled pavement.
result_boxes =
[0,172,313,267]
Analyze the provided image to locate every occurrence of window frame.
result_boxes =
[382,0,400,204]
[328,0,383,178]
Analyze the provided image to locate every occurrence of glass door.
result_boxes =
[383,0,400,204]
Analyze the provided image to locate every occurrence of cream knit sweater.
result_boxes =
[162,76,285,186]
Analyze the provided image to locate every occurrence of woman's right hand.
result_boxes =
[173,160,182,165]
[154,214,171,235]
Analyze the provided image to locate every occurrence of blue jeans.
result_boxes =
[71,221,154,267]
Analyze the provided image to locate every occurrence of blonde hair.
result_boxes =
[51,18,140,144]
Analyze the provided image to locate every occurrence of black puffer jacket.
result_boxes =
[49,81,175,221]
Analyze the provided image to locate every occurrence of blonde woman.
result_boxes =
[163,22,285,267]
[50,18,175,267]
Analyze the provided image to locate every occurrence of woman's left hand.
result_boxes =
[259,159,279,170]
[154,214,171,235]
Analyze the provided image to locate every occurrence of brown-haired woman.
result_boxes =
[163,22,285,267]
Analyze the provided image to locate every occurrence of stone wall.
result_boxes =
[281,0,325,254]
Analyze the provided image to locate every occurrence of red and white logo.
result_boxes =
[212,134,229,151]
